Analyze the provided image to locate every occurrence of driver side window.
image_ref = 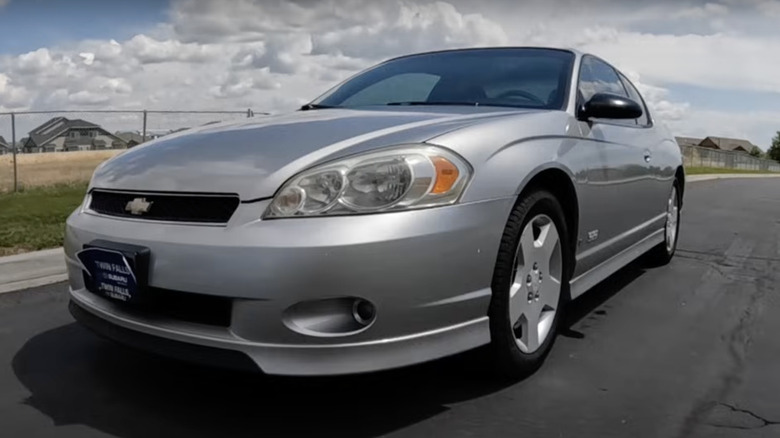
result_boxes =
[578,56,627,102]
[578,56,633,124]
[619,73,651,127]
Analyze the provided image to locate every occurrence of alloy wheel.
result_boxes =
[665,186,679,252]
[509,214,563,354]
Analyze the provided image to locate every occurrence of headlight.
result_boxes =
[264,144,471,218]
[79,192,92,214]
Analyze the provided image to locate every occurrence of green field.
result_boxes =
[0,183,87,256]
[684,166,779,175]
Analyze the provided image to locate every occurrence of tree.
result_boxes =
[750,146,763,158]
[769,131,780,162]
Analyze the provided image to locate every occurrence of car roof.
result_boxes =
[383,46,585,63]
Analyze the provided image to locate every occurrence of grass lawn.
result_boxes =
[0,183,87,256]
[684,166,780,175]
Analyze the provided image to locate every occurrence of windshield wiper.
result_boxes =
[386,101,541,109]
[386,101,481,107]
[299,103,337,111]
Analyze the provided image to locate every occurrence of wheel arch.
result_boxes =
[516,166,580,275]
[675,166,685,209]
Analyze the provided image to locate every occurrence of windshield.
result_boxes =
[311,48,575,110]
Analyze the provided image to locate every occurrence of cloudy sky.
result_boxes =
[1,0,779,148]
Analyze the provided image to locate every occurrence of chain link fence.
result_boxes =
[680,144,780,172]
[3,111,778,192]
[0,109,262,192]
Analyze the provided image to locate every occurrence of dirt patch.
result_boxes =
[0,150,122,192]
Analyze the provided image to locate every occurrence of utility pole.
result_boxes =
[11,113,17,192]
[142,110,148,142]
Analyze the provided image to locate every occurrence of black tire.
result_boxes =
[488,189,572,379]
[645,179,681,267]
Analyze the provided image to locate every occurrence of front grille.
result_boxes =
[89,190,240,224]
[125,287,233,327]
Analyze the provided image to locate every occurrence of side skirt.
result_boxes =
[569,228,664,299]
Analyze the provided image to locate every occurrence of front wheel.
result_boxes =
[488,190,571,379]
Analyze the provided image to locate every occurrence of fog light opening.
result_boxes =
[352,299,376,326]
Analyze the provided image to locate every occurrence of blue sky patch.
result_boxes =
[0,0,168,54]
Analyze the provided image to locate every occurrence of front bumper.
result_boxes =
[65,198,513,375]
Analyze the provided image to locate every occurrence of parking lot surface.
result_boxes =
[1,178,779,438]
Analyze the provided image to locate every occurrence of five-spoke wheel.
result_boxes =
[489,189,570,378]
[509,214,563,354]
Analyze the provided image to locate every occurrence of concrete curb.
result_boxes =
[687,173,780,182]
[1,173,778,294]
[0,273,69,295]
[0,248,67,295]
[0,247,63,263]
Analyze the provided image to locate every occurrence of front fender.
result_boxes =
[426,111,586,204]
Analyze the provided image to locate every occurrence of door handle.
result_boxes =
[643,150,652,163]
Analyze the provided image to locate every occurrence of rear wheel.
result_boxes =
[489,190,571,379]
[646,180,681,266]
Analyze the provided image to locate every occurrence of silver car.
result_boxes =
[66,47,683,377]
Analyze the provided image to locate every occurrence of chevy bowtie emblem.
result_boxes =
[125,197,153,215]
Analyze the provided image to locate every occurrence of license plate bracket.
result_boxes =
[77,240,151,304]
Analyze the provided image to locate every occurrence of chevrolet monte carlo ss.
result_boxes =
[66,47,683,377]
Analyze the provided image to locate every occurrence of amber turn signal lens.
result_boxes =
[431,156,460,194]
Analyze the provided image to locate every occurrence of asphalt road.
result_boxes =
[2,178,780,438]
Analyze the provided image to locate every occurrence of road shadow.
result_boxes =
[12,323,508,438]
[560,259,648,339]
[12,262,649,438]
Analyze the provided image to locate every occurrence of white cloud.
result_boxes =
[68,90,111,106]
[79,52,95,65]
[0,73,30,110]
[211,68,280,98]
[93,40,123,62]
[758,0,780,17]
[720,0,780,17]
[311,1,508,58]
[0,0,779,148]
[623,71,691,122]
[672,2,729,19]
[0,0,510,115]
[0,0,8,8]
[170,0,313,43]
[124,34,220,64]
[14,48,55,74]
[579,31,780,94]
[243,34,313,74]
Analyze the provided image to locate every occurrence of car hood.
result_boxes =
[92,107,534,200]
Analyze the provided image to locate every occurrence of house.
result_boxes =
[140,130,167,141]
[698,136,756,153]
[675,135,758,155]
[0,136,11,155]
[675,137,703,148]
[23,117,127,153]
[116,131,145,148]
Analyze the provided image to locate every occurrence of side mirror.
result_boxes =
[578,93,643,121]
